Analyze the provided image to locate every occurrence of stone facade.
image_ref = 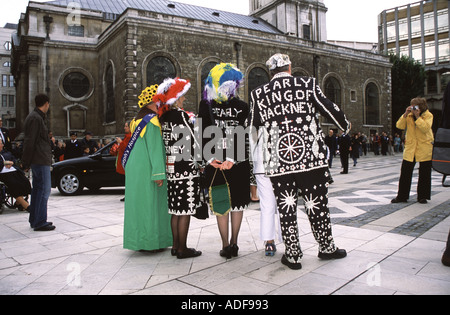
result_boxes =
[250,0,328,41]
[11,1,392,140]
[0,24,17,133]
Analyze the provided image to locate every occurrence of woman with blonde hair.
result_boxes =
[391,97,434,204]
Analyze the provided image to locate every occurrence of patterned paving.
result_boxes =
[0,154,449,296]
[321,154,450,237]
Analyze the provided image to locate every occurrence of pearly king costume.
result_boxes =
[249,54,351,267]
[156,78,202,216]
[123,85,172,251]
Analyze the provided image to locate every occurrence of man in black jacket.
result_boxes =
[338,131,351,174]
[64,131,83,160]
[22,94,55,231]
[249,53,350,269]
[81,131,99,155]
[324,129,337,168]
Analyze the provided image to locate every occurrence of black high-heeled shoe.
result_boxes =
[220,245,232,259]
[177,248,202,259]
[230,244,239,257]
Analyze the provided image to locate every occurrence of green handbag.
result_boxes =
[208,169,232,216]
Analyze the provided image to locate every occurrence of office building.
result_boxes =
[379,0,450,115]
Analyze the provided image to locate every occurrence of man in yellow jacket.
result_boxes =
[392,97,434,204]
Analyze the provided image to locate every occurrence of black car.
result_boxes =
[51,140,125,195]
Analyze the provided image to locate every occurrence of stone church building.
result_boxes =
[11,0,392,139]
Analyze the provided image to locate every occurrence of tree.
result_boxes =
[389,54,426,134]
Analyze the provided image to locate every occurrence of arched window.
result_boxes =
[248,67,270,101]
[201,61,219,95]
[105,63,115,123]
[324,76,341,124]
[292,67,309,77]
[324,76,341,106]
[365,83,380,125]
[146,56,177,86]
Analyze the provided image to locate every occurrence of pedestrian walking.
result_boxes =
[338,131,351,174]
[361,133,368,156]
[351,133,360,167]
[249,53,350,269]
[391,97,434,204]
[388,134,395,155]
[123,85,172,252]
[199,63,250,259]
[22,94,55,231]
[394,133,402,153]
[324,129,337,168]
[380,132,389,156]
[156,78,202,259]
[373,133,380,155]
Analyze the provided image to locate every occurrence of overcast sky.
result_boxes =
[2,0,416,42]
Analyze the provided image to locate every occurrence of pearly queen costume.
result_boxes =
[156,78,202,216]
[249,54,350,266]
[198,63,250,214]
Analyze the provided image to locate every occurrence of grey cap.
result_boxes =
[266,53,292,70]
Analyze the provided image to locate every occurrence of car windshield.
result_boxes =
[95,140,117,157]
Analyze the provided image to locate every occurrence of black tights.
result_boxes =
[171,215,191,253]
[217,211,243,248]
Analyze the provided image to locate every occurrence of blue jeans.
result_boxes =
[28,165,51,229]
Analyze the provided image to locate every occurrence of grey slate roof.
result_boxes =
[45,0,281,34]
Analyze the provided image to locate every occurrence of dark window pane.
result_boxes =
[365,83,380,125]
[63,72,90,99]
[146,56,176,86]
[68,25,84,37]
[324,77,341,124]
[201,61,219,94]
[303,25,311,40]
[105,65,115,123]
[325,77,341,105]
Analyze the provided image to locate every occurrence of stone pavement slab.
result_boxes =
[0,154,449,296]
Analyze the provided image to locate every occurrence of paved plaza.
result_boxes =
[0,154,449,296]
